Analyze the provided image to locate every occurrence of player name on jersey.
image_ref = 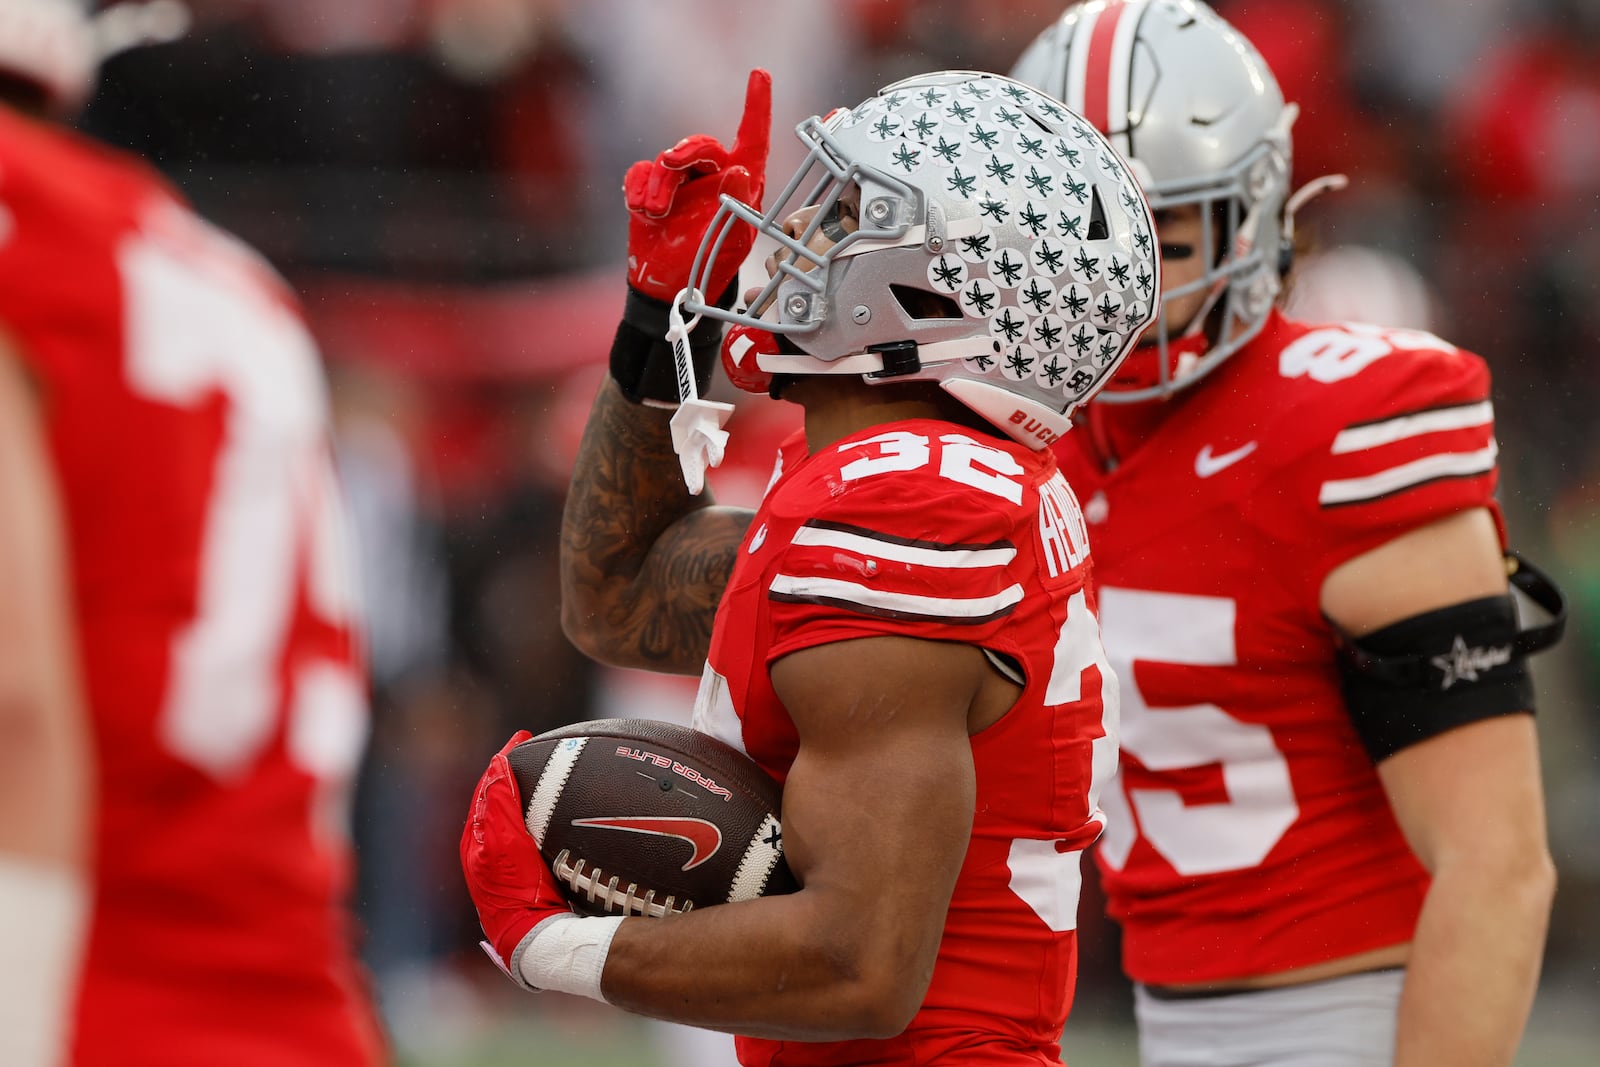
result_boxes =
[1038,473,1091,578]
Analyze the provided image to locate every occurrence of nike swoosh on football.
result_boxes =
[571,816,724,870]
[1194,441,1258,478]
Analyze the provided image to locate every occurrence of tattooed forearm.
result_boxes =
[625,517,744,669]
[560,377,754,674]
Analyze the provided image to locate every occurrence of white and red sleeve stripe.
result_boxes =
[768,519,1023,626]
[1317,399,1498,508]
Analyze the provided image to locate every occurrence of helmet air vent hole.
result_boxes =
[1087,186,1109,241]
[890,284,962,321]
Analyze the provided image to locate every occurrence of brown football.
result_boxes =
[505,718,797,918]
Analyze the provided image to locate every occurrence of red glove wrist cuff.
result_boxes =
[609,284,732,406]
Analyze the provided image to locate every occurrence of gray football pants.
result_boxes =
[1133,968,1405,1067]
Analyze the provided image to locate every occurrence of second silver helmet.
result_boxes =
[1011,0,1298,401]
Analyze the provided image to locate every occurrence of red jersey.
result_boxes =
[691,419,1117,1065]
[0,112,384,1064]
[1054,311,1503,985]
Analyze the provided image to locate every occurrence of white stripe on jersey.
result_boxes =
[791,524,1017,569]
[769,573,1024,622]
[1331,401,1494,454]
[1318,442,1499,506]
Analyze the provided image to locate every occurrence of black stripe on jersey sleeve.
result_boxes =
[801,518,1016,554]
[1320,466,1496,510]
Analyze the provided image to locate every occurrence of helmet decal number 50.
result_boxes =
[1095,587,1297,876]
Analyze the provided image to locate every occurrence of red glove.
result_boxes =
[460,731,573,980]
[625,68,772,304]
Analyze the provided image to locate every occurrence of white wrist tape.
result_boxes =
[0,858,90,1067]
[510,913,623,1001]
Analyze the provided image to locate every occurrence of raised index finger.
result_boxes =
[728,68,773,173]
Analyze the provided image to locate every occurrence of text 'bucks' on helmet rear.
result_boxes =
[1011,0,1298,401]
[684,69,1159,448]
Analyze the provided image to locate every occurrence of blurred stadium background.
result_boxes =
[79,0,1600,1063]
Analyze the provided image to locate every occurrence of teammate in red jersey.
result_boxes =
[0,4,385,1064]
[1011,2,1564,1065]
[460,69,1159,1064]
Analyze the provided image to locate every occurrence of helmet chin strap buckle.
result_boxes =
[865,340,921,380]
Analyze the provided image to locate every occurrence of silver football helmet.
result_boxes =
[1011,0,1319,402]
[682,70,1159,447]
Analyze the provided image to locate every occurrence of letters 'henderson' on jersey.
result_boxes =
[692,419,1116,1067]
[1055,309,1505,986]
[0,109,383,1065]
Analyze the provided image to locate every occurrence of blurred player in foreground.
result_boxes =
[462,67,1160,1064]
[0,2,385,1064]
[1011,2,1565,1064]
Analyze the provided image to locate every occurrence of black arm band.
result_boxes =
[608,285,728,407]
[1332,555,1566,761]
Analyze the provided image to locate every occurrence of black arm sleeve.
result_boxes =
[1333,554,1566,762]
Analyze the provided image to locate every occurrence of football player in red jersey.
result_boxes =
[461,69,1160,1064]
[1011,2,1565,1065]
[0,3,385,1065]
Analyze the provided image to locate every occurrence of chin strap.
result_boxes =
[667,288,734,496]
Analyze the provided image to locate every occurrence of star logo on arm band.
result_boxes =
[1430,636,1514,690]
